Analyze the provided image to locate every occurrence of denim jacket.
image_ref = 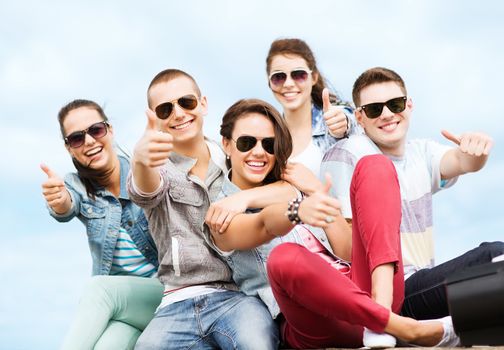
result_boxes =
[311,104,360,155]
[49,150,158,275]
[214,175,335,318]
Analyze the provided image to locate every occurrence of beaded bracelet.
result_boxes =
[285,197,303,225]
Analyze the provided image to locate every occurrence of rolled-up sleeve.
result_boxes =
[127,167,169,209]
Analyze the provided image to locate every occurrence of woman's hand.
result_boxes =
[322,88,348,138]
[282,162,323,195]
[40,163,72,214]
[205,194,247,234]
[298,174,341,228]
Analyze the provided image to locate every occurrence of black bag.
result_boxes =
[446,260,504,346]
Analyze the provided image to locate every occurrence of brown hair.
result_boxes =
[220,99,292,185]
[352,67,407,107]
[147,68,201,108]
[266,38,342,108]
[58,99,113,199]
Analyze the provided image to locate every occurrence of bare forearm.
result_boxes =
[214,203,294,251]
[242,180,297,208]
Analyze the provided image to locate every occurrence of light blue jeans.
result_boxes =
[134,290,279,350]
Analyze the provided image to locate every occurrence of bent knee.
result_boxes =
[479,241,504,259]
[267,243,304,276]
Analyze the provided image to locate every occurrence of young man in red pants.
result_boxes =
[317,66,504,346]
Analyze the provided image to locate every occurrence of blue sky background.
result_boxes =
[1,1,503,348]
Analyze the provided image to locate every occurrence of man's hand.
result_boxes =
[323,88,348,138]
[40,163,71,214]
[440,130,493,178]
[442,130,493,157]
[133,109,173,168]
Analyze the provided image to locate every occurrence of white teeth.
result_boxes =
[85,147,102,156]
[247,161,265,167]
[283,92,297,98]
[173,120,192,130]
[381,122,398,131]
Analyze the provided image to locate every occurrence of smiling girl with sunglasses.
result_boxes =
[41,99,162,349]
[208,99,464,349]
[266,38,358,194]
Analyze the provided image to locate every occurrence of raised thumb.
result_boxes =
[145,109,158,131]
[40,163,56,178]
[322,172,333,194]
[441,129,461,146]
[322,88,331,113]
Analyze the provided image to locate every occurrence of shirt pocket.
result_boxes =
[80,201,107,238]
[168,186,204,206]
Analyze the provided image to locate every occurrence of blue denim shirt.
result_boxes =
[311,104,360,155]
[49,151,158,275]
[214,175,334,318]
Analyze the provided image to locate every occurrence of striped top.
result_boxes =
[321,134,457,277]
[110,228,157,277]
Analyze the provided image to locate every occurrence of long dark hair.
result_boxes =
[266,38,344,108]
[58,99,114,199]
[220,99,292,185]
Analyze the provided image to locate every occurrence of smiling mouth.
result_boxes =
[246,161,267,169]
[171,119,193,130]
[85,146,103,157]
[379,121,399,131]
[282,92,299,98]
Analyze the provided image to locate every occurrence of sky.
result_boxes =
[1,1,504,348]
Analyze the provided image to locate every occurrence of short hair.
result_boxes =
[220,98,292,184]
[147,69,201,108]
[352,67,407,107]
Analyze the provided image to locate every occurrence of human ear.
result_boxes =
[222,137,231,156]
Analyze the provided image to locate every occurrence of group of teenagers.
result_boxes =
[41,38,504,350]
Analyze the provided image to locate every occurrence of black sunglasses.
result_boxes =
[358,96,407,119]
[268,69,312,87]
[155,95,199,120]
[64,121,110,148]
[233,136,275,155]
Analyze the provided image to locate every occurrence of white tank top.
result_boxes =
[289,139,323,177]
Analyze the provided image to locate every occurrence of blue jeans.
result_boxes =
[134,290,279,350]
[401,241,504,320]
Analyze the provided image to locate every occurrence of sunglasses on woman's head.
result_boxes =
[268,69,312,87]
[358,96,407,119]
[155,95,199,120]
[64,121,110,148]
[233,136,275,155]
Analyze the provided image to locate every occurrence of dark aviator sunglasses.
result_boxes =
[64,121,110,148]
[155,95,199,120]
[268,69,312,87]
[233,136,275,155]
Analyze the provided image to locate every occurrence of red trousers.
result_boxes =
[267,155,404,348]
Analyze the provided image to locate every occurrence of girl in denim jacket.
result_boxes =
[265,38,358,192]
[41,99,162,350]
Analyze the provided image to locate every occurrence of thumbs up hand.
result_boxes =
[322,88,348,138]
[442,130,493,157]
[133,109,174,168]
[297,173,341,228]
[40,163,71,214]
